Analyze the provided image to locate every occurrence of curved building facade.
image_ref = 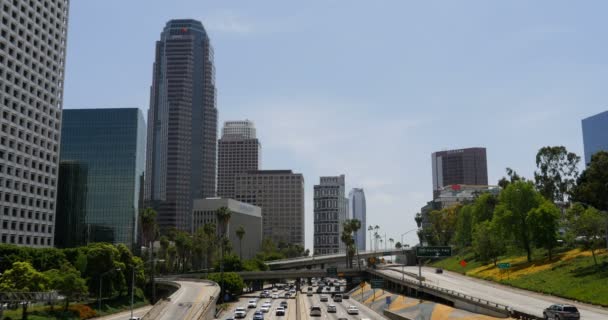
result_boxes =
[349,188,366,250]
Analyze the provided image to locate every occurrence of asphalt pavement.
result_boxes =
[381,266,608,320]
[300,284,387,320]
[97,306,152,320]
[156,280,218,320]
[221,287,296,320]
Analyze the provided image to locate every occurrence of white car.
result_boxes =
[234,307,247,318]
[261,303,272,313]
[347,306,359,315]
[271,293,279,299]
[327,304,337,313]
[320,295,328,302]
[247,300,257,308]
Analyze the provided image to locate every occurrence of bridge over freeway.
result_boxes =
[265,248,415,269]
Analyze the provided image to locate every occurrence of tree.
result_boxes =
[493,181,543,262]
[472,221,506,266]
[174,231,193,272]
[566,204,606,267]
[215,206,232,299]
[527,201,561,260]
[340,221,355,268]
[498,167,525,189]
[534,146,580,202]
[45,263,88,311]
[395,242,402,249]
[207,272,245,295]
[455,204,474,248]
[0,261,48,292]
[471,193,498,225]
[428,205,458,246]
[235,226,246,261]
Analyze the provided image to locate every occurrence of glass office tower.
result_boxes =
[582,110,608,166]
[55,108,146,248]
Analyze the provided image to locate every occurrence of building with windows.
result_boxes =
[144,19,218,234]
[431,148,488,199]
[55,108,146,248]
[234,170,304,246]
[582,110,608,166]
[0,0,70,247]
[314,175,349,255]
[192,198,261,259]
[217,121,261,198]
[349,188,366,250]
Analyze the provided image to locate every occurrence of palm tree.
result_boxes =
[341,221,353,267]
[216,207,232,300]
[389,238,395,249]
[374,225,380,250]
[395,241,402,249]
[367,226,374,251]
[140,207,158,302]
[348,219,362,269]
[235,226,246,260]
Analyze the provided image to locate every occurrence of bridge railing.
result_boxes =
[266,249,409,264]
[367,269,511,314]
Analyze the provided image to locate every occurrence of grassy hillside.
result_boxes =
[431,248,608,306]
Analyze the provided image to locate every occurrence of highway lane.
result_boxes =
[301,284,385,320]
[97,306,152,320]
[382,266,608,320]
[157,280,218,320]
[221,287,296,320]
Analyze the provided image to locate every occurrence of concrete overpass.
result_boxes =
[177,268,364,281]
[265,248,415,269]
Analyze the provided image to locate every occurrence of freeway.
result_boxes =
[98,306,152,320]
[266,249,408,269]
[301,284,386,319]
[156,280,218,320]
[380,266,608,320]
[221,286,297,319]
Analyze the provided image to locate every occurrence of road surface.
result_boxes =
[222,286,296,319]
[380,266,608,320]
[157,280,217,320]
[97,306,152,320]
[300,284,386,320]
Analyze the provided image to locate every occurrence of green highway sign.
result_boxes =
[416,246,452,257]
[497,263,511,269]
[326,267,338,277]
[371,279,384,289]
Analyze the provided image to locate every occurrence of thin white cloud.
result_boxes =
[202,11,254,35]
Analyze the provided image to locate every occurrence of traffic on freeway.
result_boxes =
[382,266,608,320]
[221,284,297,320]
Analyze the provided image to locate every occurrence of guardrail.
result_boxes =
[367,269,512,316]
[266,249,410,264]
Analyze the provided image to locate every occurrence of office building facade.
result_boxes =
[349,188,366,250]
[431,147,488,198]
[144,19,218,234]
[234,170,304,246]
[582,110,608,166]
[192,198,262,259]
[55,108,146,248]
[0,0,70,247]
[217,121,261,198]
[314,175,349,255]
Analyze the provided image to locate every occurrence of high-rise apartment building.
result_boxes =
[0,0,70,247]
[55,109,146,248]
[144,19,217,233]
[349,188,366,250]
[222,120,256,140]
[314,175,349,255]
[582,110,608,166]
[234,170,304,246]
[217,121,261,198]
[431,148,488,199]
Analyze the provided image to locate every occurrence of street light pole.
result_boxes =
[400,228,418,281]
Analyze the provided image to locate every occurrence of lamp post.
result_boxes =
[400,229,418,281]
[130,259,164,319]
[99,268,120,312]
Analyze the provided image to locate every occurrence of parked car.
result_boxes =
[327,304,337,313]
[310,306,322,317]
[347,306,359,315]
[543,304,580,320]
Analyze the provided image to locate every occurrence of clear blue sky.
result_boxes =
[63,0,608,250]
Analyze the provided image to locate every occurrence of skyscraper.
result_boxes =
[217,121,261,198]
[55,109,146,248]
[0,0,70,247]
[431,148,488,199]
[314,175,349,255]
[349,188,366,250]
[234,170,305,246]
[144,19,218,233]
[582,110,608,166]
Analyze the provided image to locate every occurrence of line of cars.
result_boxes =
[231,297,290,319]
[308,292,363,318]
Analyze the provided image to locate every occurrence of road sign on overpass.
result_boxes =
[416,246,452,257]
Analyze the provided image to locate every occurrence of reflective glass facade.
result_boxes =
[55,108,146,248]
[582,110,608,166]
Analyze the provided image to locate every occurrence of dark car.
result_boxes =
[543,304,580,320]
[280,301,288,309]
[435,268,443,274]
